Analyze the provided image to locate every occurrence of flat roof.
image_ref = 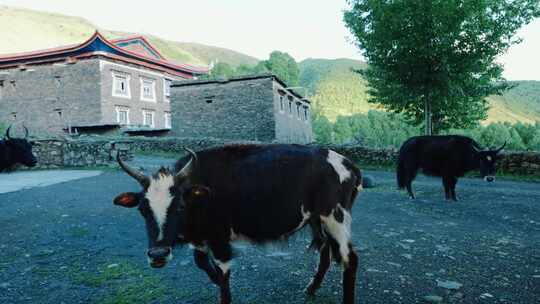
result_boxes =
[172,73,310,103]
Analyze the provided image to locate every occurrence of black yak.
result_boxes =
[0,125,37,172]
[397,135,505,201]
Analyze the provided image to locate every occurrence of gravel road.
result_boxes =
[1,157,539,304]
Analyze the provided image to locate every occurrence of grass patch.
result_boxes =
[100,276,167,304]
[71,262,141,287]
[69,227,89,238]
[70,261,167,303]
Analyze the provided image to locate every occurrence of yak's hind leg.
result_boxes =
[305,218,332,296]
[320,204,358,304]
[442,176,452,200]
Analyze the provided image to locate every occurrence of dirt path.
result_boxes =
[1,160,539,304]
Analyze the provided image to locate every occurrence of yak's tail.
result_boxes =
[396,156,407,189]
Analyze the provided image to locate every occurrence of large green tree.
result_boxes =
[344,0,540,134]
[263,51,300,86]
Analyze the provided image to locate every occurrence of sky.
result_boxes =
[0,0,538,80]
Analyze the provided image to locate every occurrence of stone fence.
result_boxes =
[323,144,540,176]
[29,137,540,176]
[32,138,133,169]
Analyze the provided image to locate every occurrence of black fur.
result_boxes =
[397,135,503,201]
[116,144,363,304]
[0,137,37,172]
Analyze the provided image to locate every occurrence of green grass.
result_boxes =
[71,261,168,303]
[69,227,89,238]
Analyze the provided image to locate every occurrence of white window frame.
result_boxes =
[164,112,171,129]
[112,72,131,99]
[115,106,130,125]
[164,79,172,103]
[142,110,155,128]
[140,77,156,102]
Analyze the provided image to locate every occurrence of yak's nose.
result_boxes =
[485,176,495,182]
[147,247,171,259]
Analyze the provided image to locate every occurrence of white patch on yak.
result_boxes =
[230,228,253,242]
[146,173,175,241]
[320,204,352,266]
[327,150,351,183]
[487,156,492,161]
[215,260,232,274]
[292,205,311,232]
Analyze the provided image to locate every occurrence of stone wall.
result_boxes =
[0,60,102,137]
[170,74,313,144]
[323,144,540,176]
[28,137,540,176]
[31,138,133,169]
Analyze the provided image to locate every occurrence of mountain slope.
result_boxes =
[0,6,257,67]
[300,58,540,124]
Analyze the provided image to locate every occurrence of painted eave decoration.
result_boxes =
[0,31,208,78]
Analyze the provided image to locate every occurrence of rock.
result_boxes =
[362,175,376,188]
[107,263,119,268]
[401,253,413,260]
[437,280,463,290]
[423,295,443,303]
[480,293,494,299]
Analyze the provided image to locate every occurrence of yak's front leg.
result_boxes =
[210,241,233,304]
[193,248,220,285]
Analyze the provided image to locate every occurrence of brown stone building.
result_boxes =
[171,74,313,143]
[0,32,207,136]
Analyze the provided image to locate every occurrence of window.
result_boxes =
[164,112,171,129]
[140,77,156,102]
[54,76,62,88]
[164,79,172,102]
[142,110,155,128]
[112,72,131,98]
[304,107,309,121]
[116,107,130,125]
[0,81,3,100]
[279,96,284,112]
[296,103,301,118]
[288,100,293,114]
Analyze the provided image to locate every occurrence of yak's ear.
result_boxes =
[113,192,140,208]
[183,185,211,205]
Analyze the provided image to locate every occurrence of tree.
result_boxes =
[262,51,300,86]
[344,0,540,134]
[235,64,256,76]
[208,62,234,79]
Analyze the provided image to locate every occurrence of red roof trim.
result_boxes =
[0,51,193,78]
[0,31,209,74]
[111,35,165,60]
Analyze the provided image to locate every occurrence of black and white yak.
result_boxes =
[397,135,506,201]
[0,125,37,172]
[113,144,363,304]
